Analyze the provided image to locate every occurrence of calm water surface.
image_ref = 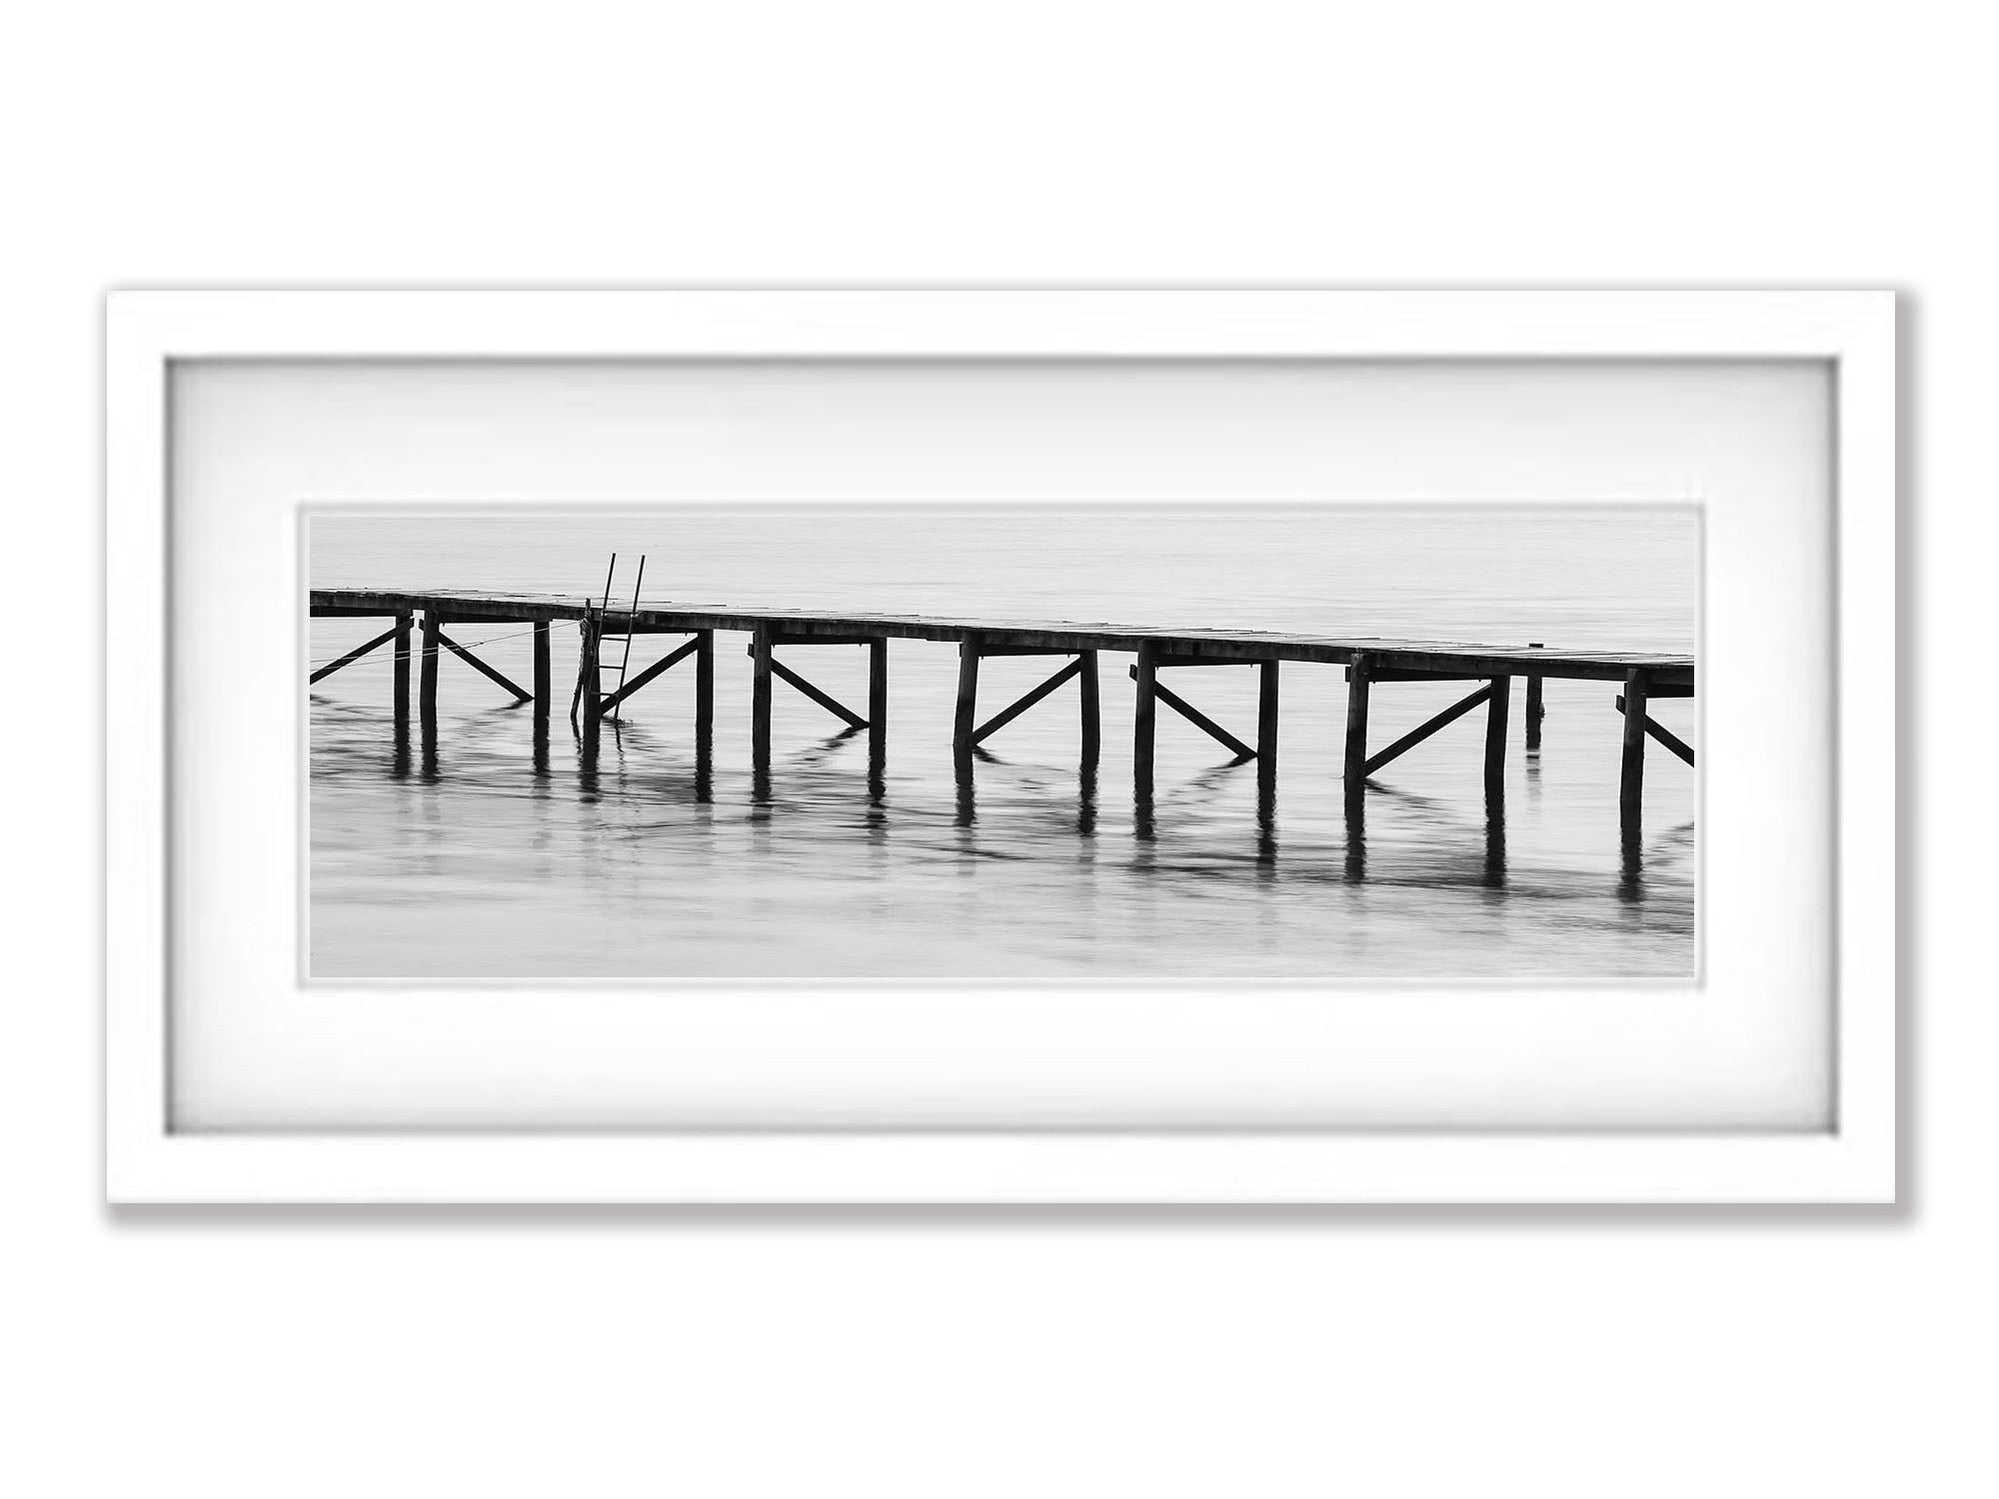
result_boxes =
[309,506,1696,979]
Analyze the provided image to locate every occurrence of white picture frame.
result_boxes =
[106,289,1895,1203]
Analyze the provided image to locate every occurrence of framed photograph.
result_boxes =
[106,289,1895,1202]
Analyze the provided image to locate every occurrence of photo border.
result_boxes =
[106,290,1895,1202]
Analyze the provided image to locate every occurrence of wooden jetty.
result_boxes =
[309,588,1695,848]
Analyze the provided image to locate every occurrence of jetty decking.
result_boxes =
[309,587,1695,849]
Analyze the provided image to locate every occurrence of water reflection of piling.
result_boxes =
[1619,827,1644,902]
[1255,773,1278,873]
[1484,802,1507,886]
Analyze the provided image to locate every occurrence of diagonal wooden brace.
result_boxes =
[433,627,532,701]
[741,642,869,729]
[1615,695,1696,766]
[599,635,701,713]
[1361,683,1493,777]
[974,656,1083,744]
[1126,664,1255,759]
[310,624,400,684]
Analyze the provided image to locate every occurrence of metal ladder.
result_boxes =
[594,551,646,723]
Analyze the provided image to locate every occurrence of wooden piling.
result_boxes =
[1344,651,1372,809]
[1133,640,1159,796]
[393,610,412,723]
[1257,659,1279,789]
[695,629,716,747]
[532,621,551,725]
[1619,668,1649,841]
[418,609,440,724]
[577,612,603,761]
[751,623,774,774]
[1079,649,1101,766]
[953,633,982,757]
[1525,642,1544,752]
[868,637,888,739]
[1484,673,1511,808]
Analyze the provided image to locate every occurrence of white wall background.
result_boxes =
[2,3,1980,1496]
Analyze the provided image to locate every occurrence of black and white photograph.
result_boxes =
[307,504,1696,981]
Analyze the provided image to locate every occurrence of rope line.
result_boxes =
[306,623,547,672]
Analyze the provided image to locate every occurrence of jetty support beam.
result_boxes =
[954,632,983,760]
[578,612,603,754]
[1344,653,1373,814]
[1619,669,1649,843]
[1484,673,1510,808]
[1124,664,1256,760]
[600,634,701,714]
[751,623,774,776]
[1525,642,1545,752]
[419,610,441,724]
[867,638,888,792]
[532,621,551,727]
[393,610,412,724]
[1133,641,1158,799]
[1080,650,1100,766]
[769,658,867,728]
[696,631,716,755]
[1615,693,1695,767]
[952,637,1099,759]
[309,623,400,685]
[1360,682,1494,778]
[1258,660,1279,793]
[744,638,872,729]
[974,656,1084,745]
[434,625,532,702]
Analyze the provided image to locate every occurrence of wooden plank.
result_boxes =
[1620,669,1649,838]
[1615,695,1696,766]
[1126,664,1255,759]
[1361,683,1493,778]
[309,624,399,684]
[598,635,701,712]
[954,633,983,756]
[973,656,1083,744]
[769,656,868,729]
[308,589,1697,685]
[434,627,532,701]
